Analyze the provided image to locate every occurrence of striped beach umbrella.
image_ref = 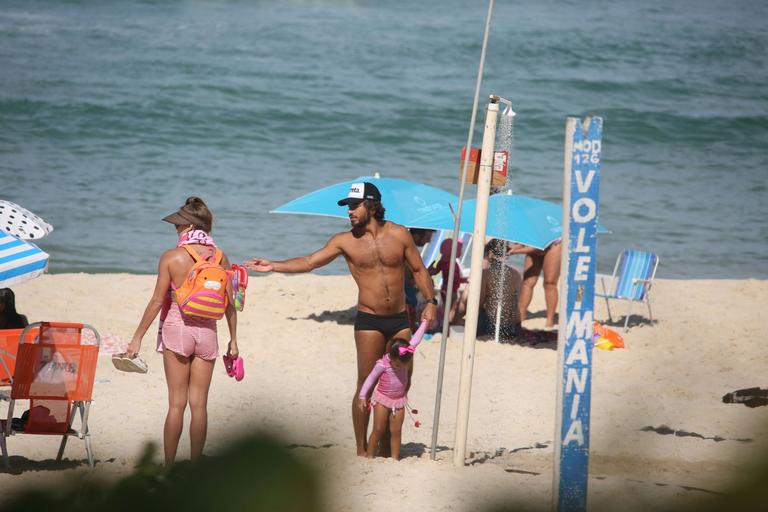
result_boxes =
[0,231,49,287]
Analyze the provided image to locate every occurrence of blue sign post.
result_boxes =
[553,117,603,512]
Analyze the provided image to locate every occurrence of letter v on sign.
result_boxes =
[574,169,595,194]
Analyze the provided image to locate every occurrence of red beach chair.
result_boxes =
[1,322,100,469]
[0,327,41,387]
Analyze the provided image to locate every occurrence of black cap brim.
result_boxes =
[337,198,364,206]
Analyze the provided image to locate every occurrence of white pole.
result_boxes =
[453,98,499,467]
[430,0,496,461]
[553,119,576,495]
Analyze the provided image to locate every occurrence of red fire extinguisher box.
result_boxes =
[459,147,508,188]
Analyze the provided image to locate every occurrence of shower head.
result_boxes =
[490,95,516,117]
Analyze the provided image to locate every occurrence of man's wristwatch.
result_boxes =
[427,297,438,305]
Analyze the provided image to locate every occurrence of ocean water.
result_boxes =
[1,0,767,278]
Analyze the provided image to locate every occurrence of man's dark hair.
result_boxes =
[409,228,431,237]
[364,200,385,221]
[0,288,27,329]
[485,239,507,258]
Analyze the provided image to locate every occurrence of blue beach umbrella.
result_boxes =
[0,231,50,287]
[409,192,609,250]
[271,175,458,227]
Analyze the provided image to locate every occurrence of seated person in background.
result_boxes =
[0,288,29,329]
[454,239,522,341]
[428,238,469,321]
[405,228,435,330]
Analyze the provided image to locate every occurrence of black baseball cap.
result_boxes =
[337,182,382,206]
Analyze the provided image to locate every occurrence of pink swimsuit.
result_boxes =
[358,321,427,411]
[363,355,410,410]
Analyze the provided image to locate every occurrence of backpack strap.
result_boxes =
[181,245,222,264]
[181,245,203,263]
[172,246,223,295]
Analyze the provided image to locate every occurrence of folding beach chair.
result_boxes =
[1,322,100,469]
[420,229,446,268]
[595,250,659,331]
[1,327,41,388]
[421,229,472,289]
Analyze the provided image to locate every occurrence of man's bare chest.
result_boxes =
[346,238,404,270]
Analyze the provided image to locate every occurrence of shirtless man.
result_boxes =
[245,182,438,455]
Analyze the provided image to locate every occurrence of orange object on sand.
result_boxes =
[593,321,625,350]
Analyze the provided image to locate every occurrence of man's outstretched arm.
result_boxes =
[245,234,344,273]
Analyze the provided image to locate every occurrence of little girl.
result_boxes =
[357,320,428,460]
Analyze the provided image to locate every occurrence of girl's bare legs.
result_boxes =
[163,350,191,465]
[162,350,216,464]
[519,253,543,322]
[388,407,405,461]
[366,404,390,458]
[188,356,215,461]
[541,243,562,328]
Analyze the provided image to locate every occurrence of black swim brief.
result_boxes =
[354,310,410,340]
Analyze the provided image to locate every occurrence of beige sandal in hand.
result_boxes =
[111,353,148,374]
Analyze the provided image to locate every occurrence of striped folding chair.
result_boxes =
[595,250,659,331]
[420,229,446,268]
[1,322,100,469]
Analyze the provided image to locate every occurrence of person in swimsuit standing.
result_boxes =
[245,182,437,456]
[126,197,238,465]
[507,240,562,329]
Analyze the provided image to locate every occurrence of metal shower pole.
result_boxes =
[430,0,496,461]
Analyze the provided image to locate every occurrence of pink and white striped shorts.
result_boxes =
[158,301,218,360]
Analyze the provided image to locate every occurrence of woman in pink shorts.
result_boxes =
[126,196,238,465]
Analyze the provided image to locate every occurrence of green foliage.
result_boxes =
[2,434,321,512]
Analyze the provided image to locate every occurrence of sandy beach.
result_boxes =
[2,273,767,510]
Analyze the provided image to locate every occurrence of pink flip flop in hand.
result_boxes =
[222,354,245,382]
